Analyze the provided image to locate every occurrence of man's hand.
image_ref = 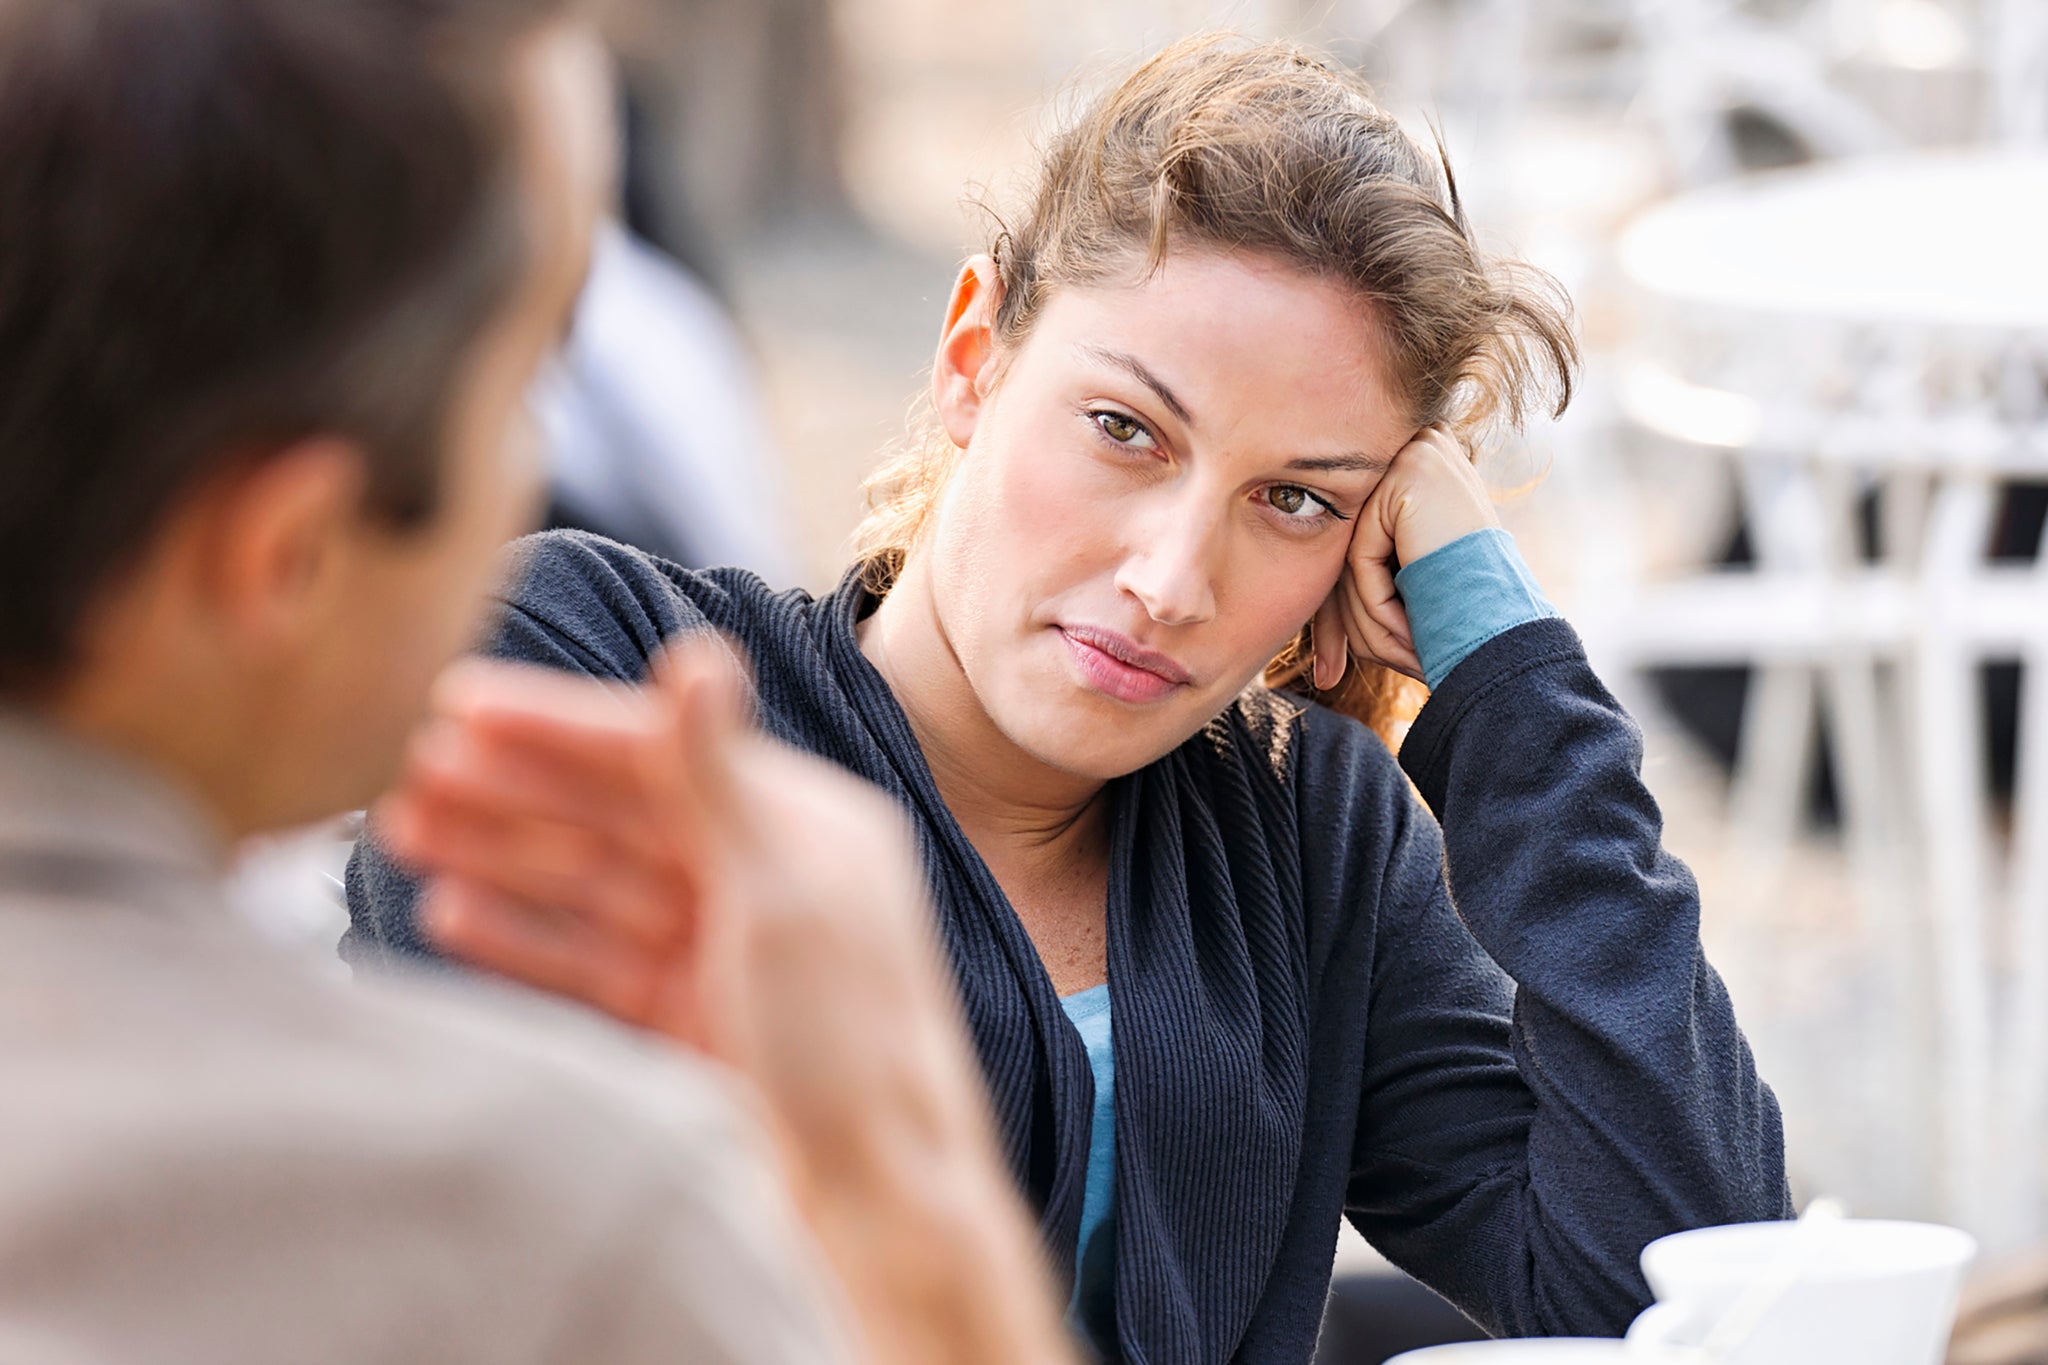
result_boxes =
[376,638,1075,1364]
[1310,424,1500,688]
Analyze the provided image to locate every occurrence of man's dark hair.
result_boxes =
[0,0,571,695]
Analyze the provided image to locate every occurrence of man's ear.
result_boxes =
[189,437,371,661]
[932,253,1003,449]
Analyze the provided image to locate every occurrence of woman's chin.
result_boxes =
[975,642,1248,781]
[1023,737,1161,784]
[994,695,1208,784]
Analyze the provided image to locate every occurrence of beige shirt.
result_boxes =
[0,714,853,1365]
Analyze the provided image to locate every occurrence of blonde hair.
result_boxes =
[855,32,1576,745]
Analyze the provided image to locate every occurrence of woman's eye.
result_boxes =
[1268,485,1328,519]
[1093,410,1147,445]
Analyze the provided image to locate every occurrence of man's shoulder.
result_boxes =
[357,964,754,1145]
[14,927,770,1220]
[301,960,784,1228]
[267,969,849,1361]
[0,929,839,1362]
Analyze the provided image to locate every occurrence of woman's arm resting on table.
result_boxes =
[1319,429,1788,1337]
[1342,618,1792,1338]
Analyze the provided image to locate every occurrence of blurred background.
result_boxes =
[236,0,2048,1355]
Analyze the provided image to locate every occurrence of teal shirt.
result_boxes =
[1052,530,1555,1357]
[1060,983,1117,1353]
[1395,528,1559,689]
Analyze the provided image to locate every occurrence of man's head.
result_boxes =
[0,0,612,837]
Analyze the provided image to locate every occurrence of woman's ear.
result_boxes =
[931,253,1002,448]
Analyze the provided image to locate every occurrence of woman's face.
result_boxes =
[922,248,1417,780]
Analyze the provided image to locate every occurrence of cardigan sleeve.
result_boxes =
[1338,617,1791,1338]
[1393,528,1558,689]
[341,532,710,969]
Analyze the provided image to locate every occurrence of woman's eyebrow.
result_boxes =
[1284,452,1391,474]
[1075,344,1195,427]
[1073,344,1390,475]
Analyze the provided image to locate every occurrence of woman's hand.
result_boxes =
[1311,424,1500,688]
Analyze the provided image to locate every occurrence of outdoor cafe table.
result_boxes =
[1610,149,2048,1251]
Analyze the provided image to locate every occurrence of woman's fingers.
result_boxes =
[1339,562,1422,681]
[1331,425,1482,684]
[1332,473,1423,680]
[1311,593,1348,691]
[1371,424,1501,568]
[1342,533,1416,652]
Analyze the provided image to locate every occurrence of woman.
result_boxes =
[348,33,1790,1363]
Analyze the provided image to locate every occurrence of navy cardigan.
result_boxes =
[345,532,1791,1364]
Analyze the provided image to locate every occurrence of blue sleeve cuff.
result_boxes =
[1394,528,1559,689]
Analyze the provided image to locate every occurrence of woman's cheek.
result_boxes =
[996,433,1123,557]
[1257,537,1347,629]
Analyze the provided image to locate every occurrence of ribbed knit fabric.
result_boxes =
[345,531,1792,1365]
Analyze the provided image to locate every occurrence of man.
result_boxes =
[0,0,1070,1360]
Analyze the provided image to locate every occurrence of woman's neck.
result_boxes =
[857,556,1108,870]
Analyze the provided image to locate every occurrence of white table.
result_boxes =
[1619,151,2048,332]
[1601,150,2048,1250]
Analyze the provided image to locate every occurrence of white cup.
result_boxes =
[1384,1344,1638,1363]
[1625,1218,1977,1365]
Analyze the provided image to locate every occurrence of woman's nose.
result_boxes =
[1113,503,1222,627]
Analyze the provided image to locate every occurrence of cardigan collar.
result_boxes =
[809,569,1312,1364]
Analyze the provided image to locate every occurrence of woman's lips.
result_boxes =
[1057,626,1190,705]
